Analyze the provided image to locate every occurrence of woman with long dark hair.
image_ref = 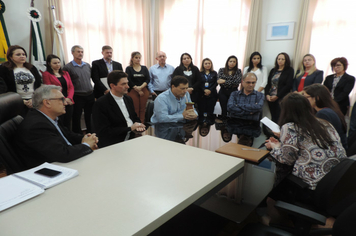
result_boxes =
[172,53,201,103]
[243,52,267,93]
[263,93,346,225]
[265,52,294,123]
[217,55,242,119]
[266,93,346,189]
[302,84,347,150]
[0,45,42,116]
[125,51,150,123]
[42,54,74,129]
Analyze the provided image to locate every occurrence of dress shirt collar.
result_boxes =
[71,60,87,67]
[241,88,257,96]
[156,63,167,69]
[37,109,59,123]
[110,91,124,100]
[103,58,112,64]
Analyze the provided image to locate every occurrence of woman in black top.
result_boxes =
[0,45,42,116]
[172,53,201,103]
[265,52,294,123]
[125,51,150,123]
[197,58,218,123]
[217,55,242,119]
[323,57,355,115]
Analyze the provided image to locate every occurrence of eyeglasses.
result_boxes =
[48,97,66,103]
[334,64,343,67]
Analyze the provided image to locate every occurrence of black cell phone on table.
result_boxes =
[34,168,62,178]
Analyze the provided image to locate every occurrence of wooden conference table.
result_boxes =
[0,135,244,236]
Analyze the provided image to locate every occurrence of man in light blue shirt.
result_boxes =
[151,76,198,123]
[148,51,175,100]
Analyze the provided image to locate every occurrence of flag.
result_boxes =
[27,7,46,72]
[0,0,10,62]
[51,4,65,67]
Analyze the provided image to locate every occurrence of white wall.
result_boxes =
[4,0,52,58]
[260,0,303,71]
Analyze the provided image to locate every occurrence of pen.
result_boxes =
[241,148,260,152]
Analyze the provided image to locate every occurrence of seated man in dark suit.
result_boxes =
[91,45,123,99]
[92,70,146,148]
[15,85,98,169]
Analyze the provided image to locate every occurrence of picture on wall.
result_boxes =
[266,22,295,40]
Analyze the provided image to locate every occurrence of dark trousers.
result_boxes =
[152,90,165,101]
[72,93,95,134]
[268,99,281,123]
[197,94,217,119]
[218,87,236,117]
[58,105,73,131]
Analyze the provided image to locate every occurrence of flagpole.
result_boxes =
[28,0,34,64]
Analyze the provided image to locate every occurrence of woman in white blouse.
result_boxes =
[243,52,267,93]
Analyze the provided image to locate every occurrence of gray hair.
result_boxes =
[243,72,257,81]
[71,45,83,52]
[32,85,62,109]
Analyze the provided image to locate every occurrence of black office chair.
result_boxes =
[144,100,154,126]
[0,92,26,174]
[239,202,356,236]
[239,158,356,236]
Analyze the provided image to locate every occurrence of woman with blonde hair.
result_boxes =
[292,54,323,92]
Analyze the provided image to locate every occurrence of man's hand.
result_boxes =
[187,88,193,94]
[104,89,110,95]
[183,109,197,120]
[82,133,99,150]
[204,89,211,96]
[151,92,157,97]
[131,122,146,132]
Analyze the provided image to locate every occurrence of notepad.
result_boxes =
[0,163,78,212]
[260,116,280,132]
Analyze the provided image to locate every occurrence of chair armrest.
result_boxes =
[275,201,326,225]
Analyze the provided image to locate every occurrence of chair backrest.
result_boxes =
[314,158,356,217]
[0,92,25,174]
[0,92,23,124]
[145,100,154,124]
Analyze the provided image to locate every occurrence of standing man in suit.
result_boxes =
[63,45,95,134]
[91,45,123,99]
[15,85,98,170]
[92,70,146,148]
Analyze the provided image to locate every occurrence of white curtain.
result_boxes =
[59,0,149,69]
[310,0,356,107]
[154,0,251,69]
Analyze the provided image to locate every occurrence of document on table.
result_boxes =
[0,163,78,212]
[0,175,44,212]
[14,162,79,189]
[260,117,280,132]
